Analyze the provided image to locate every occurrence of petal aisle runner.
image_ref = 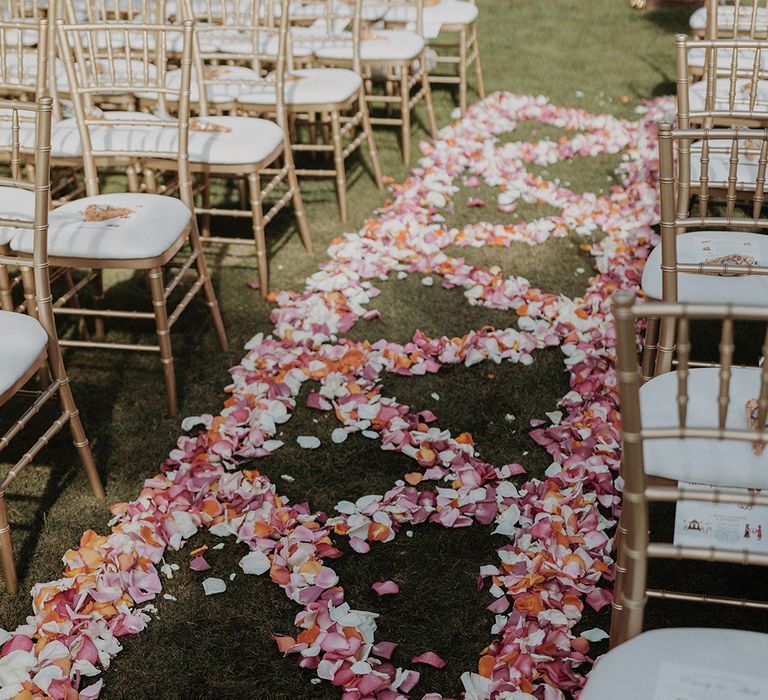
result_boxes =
[0,92,672,700]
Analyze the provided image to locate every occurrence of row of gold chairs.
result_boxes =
[582,0,768,695]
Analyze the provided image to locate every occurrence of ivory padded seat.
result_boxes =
[0,187,35,245]
[386,0,478,38]
[32,112,284,166]
[11,192,191,261]
[639,367,768,488]
[238,68,361,107]
[581,628,768,699]
[642,231,768,306]
[155,65,264,104]
[0,311,48,400]
[315,29,425,63]
[688,77,768,114]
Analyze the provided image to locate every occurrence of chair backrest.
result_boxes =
[0,16,47,100]
[676,34,768,126]
[0,96,54,333]
[703,0,768,40]
[55,17,194,199]
[70,0,167,23]
[613,291,768,644]
[657,122,768,301]
[286,0,363,75]
[180,0,288,119]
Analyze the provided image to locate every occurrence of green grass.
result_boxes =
[5,2,765,699]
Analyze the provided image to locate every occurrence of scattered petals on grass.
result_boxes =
[371,581,400,596]
[411,651,447,668]
[0,92,672,700]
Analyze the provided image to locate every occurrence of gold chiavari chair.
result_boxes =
[385,0,483,116]
[640,122,768,379]
[0,96,105,594]
[0,17,48,312]
[237,0,383,223]
[9,18,228,415]
[579,292,768,698]
[170,0,311,296]
[314,0,436,166]
[677,34,768,127]
[691,0,768,41]
[689,0,768,78]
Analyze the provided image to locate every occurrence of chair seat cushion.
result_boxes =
[11,192,191,261]
[185,116,284,165]
[42,112,284,167]
[386,0,478,36]
[0,187,35,245]
[689,77,768,114]
[642,231,768,305]
[640,366,768,488]
[315,30,425,63]
[581,628,768,699]
[238,68,361,107]
[0,310,47,400]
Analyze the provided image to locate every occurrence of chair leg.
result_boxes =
[247,172,269,297]
[458,28,468,115]
[147,267,178,415]
[92,270,106,341]
[641,315,660,382]
[0,497,18,594]
[61,270,91,342]
[48,340,105,499]
[400,66,411,167]
[188,222,228,352]
[360,95,384,190]
[284,153,312,254]
[330,110,348,223]
[422,60,438,139]
[471,23,485,99]
[126,162,140,193]
[201,169,211,238]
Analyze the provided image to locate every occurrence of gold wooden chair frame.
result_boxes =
[174,0,311,296]
[642,122,768,379]
[238,0,383,223]
[13,18,228,415]
[315,0,437,166]
[612,292,768,647]
[676,34,768,128]
[0,95,104,594]
[693,0,768,41]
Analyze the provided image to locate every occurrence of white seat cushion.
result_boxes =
[581,628,768,699]
[688,46,768,70]
[185,116,284,165]
[641,367,768,489]
[238,68,361,107]
[642,231,768,305]
[688,77,768,114]
[11,192,191,261]
[39,112,284,167]
[315,29,425,63]
[0,310,47,399]
[690,4,768,32]
[0,187,35,246]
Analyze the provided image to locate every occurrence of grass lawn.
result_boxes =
[4,2,765,698]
